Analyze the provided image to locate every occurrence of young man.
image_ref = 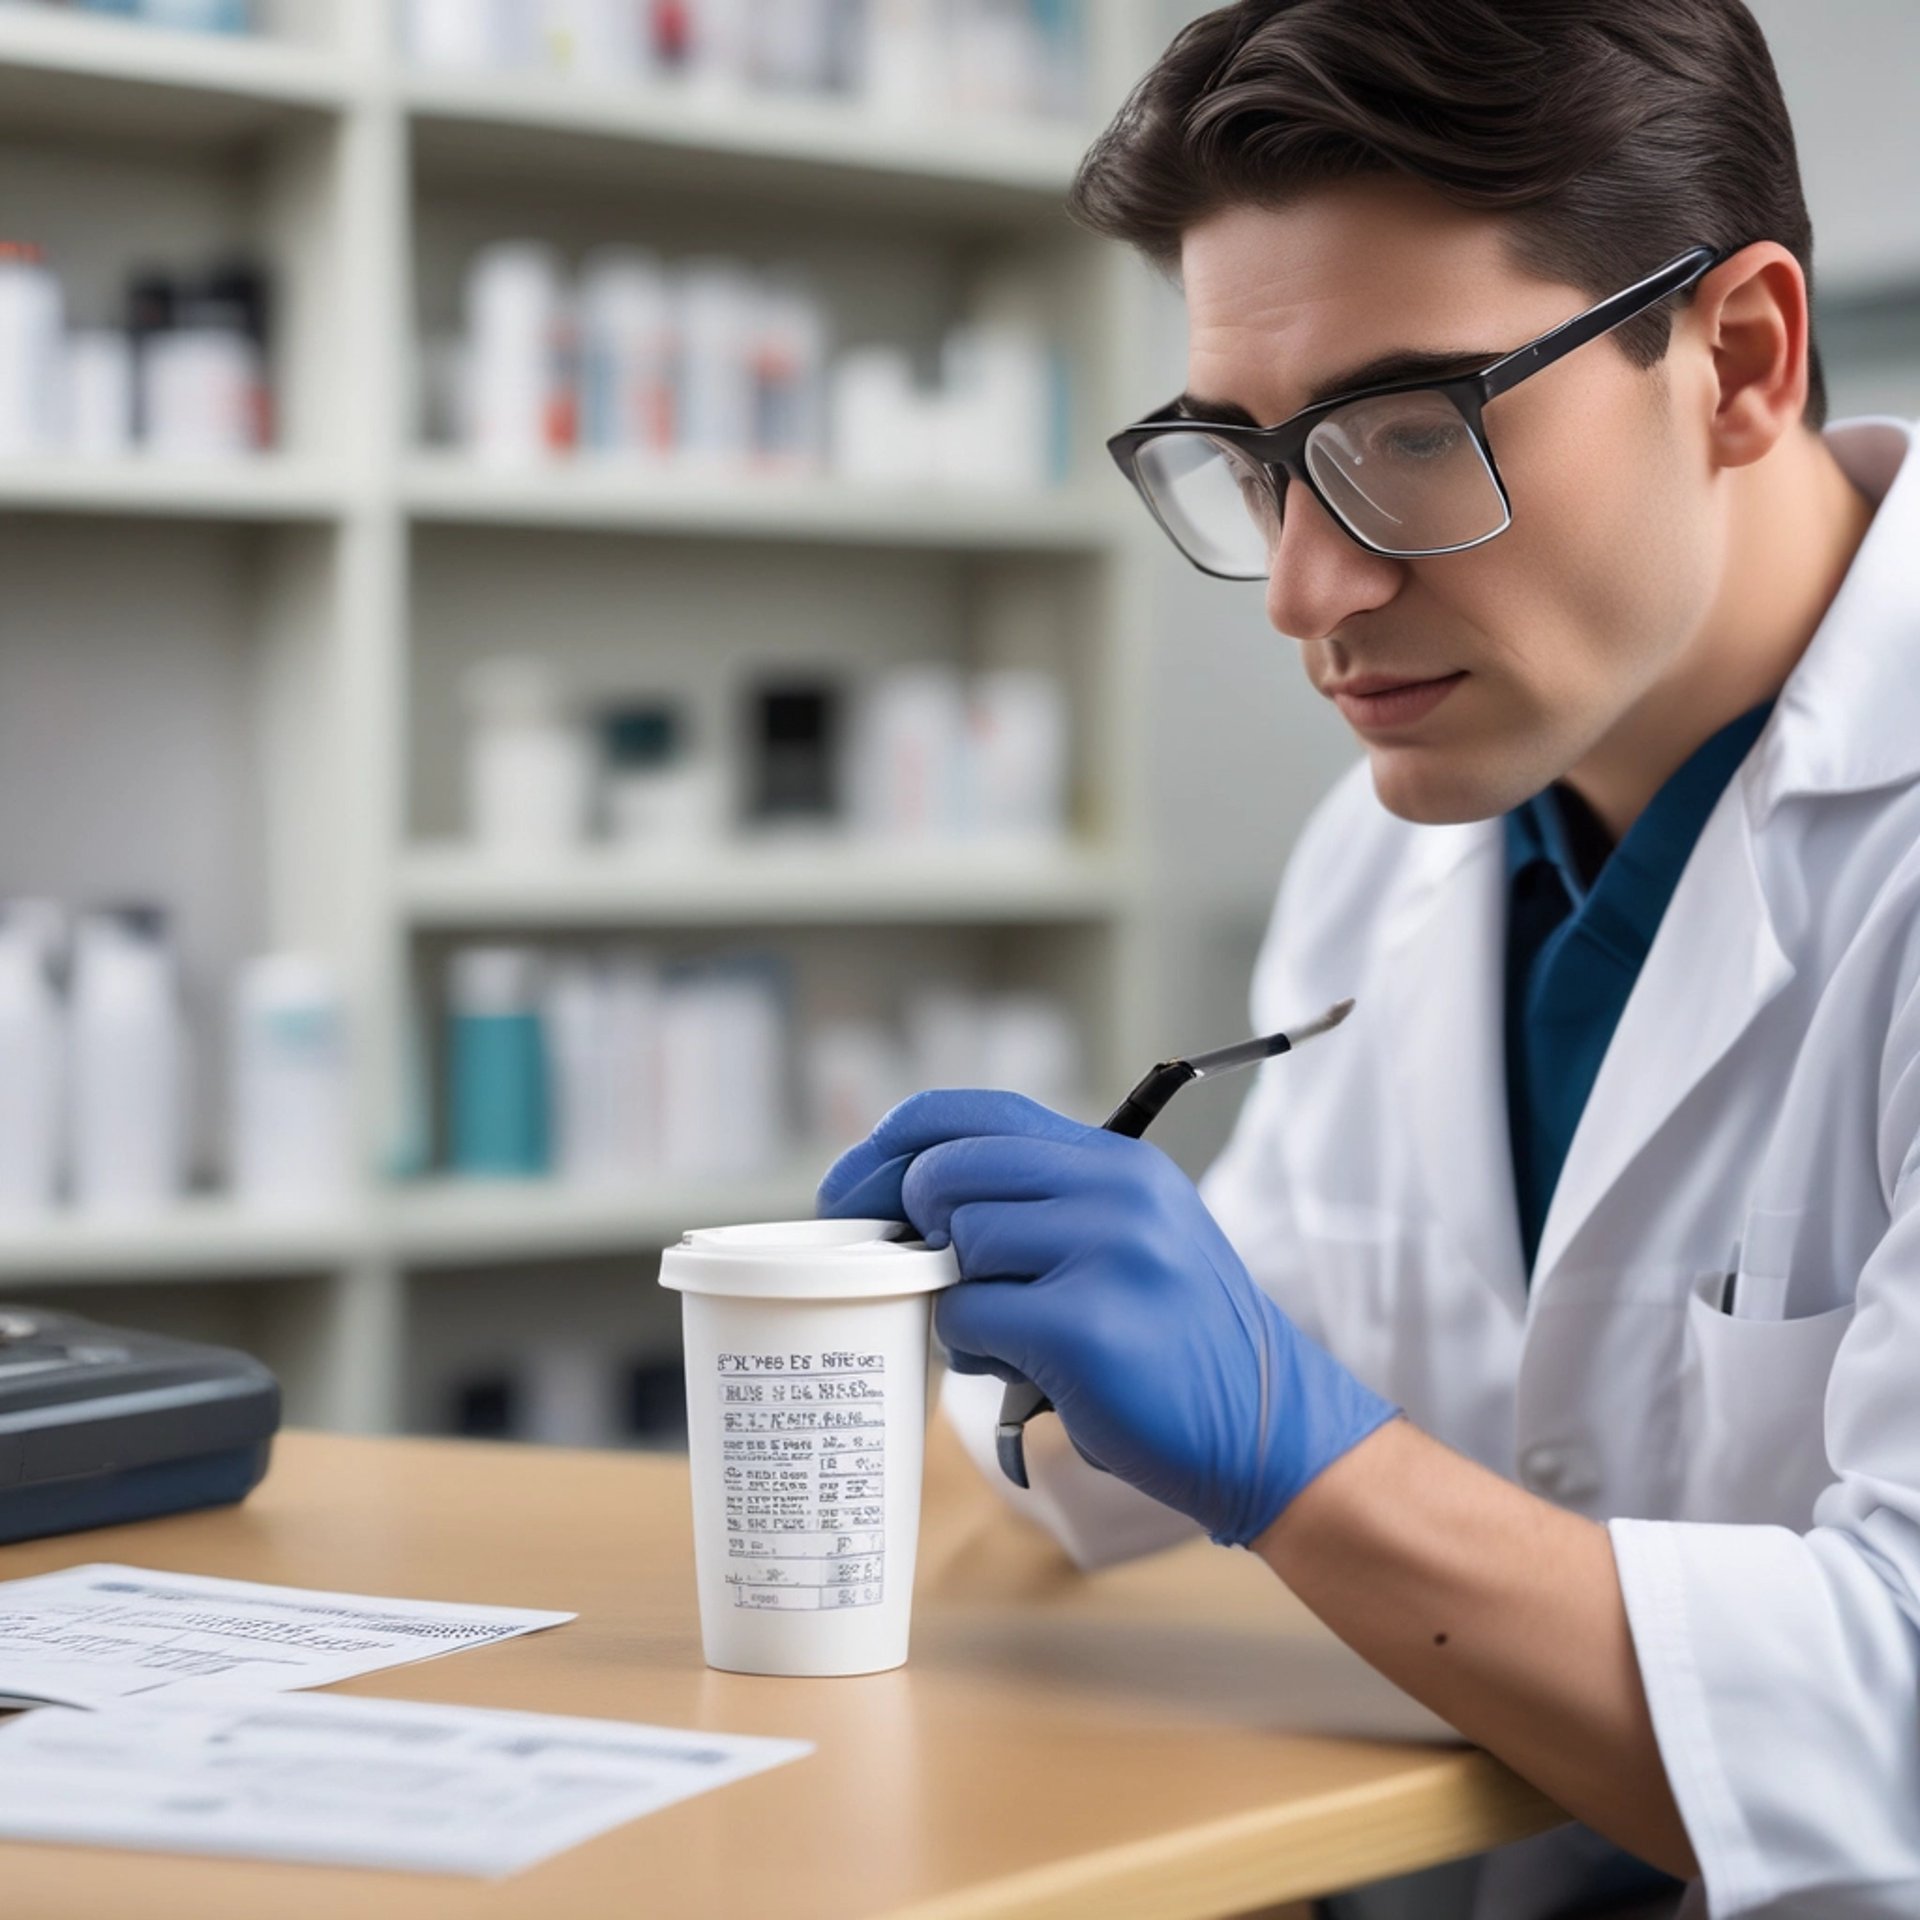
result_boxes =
[822,3,1920,1915]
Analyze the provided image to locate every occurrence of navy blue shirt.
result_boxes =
[1504,701,1775,1277]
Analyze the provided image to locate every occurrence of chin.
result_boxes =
[1366,748,1526,826]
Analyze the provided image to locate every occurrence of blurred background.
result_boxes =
[0,0,1912,1453]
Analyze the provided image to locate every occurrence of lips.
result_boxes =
[1326,670,1467,731]
[1325,671,1452,698]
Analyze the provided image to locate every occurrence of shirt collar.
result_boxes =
[1747,416,1920,813]
[1507,698,1774,942]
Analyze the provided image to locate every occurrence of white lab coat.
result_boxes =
[945,417,1920,1918]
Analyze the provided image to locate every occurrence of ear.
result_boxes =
[1686,242,1813,470]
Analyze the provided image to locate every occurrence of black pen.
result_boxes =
[993,998,1357,1489]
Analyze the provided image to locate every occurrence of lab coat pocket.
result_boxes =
[1296,1200,1426,1403]
[1679,1274,1853,1527]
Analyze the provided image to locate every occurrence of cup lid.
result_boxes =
[658,1218,959,1300]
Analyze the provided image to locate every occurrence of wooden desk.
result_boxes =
[0,1424,1562,1919]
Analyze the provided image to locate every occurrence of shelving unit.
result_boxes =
[401,455,1118,550]
[0,455,346,518]
[0,0,1160,1441]
[397,840,1130,928]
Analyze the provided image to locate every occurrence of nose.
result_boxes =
[1264,478,1403,642]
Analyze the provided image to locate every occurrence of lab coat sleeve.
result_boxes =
[941,793,1337,1567]
[1609,972,1920,1916]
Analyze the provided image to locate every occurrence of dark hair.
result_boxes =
[1071,0,1825,425]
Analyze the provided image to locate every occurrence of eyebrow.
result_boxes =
[1176,345,1503,427]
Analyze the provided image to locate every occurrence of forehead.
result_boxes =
[1178,178,1581,419]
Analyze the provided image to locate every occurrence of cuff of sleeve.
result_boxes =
[1608,1517,1765,1916]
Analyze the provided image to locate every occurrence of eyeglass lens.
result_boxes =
[1133,388,1508,575]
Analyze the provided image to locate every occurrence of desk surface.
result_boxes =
[0,1423,1561,1920]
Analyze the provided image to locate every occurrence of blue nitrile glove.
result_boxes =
[817,1089,1399,1548]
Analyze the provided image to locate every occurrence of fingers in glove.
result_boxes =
[815,1148,914,1224]
[901,1133,1123,1247]
[934,1274,1056,1387]
[941,1195,1095,1283]
[817,1087,1092,1218]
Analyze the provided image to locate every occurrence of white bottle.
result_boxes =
[905,984,986,1090]
[64,330,134,457]
[968,667,1069,841]
[659,962,787,1177]
[463,654,592,851]
[802,1017,906,1149]
[541,0,645,80]
[980,992,1082,1111]
[230,953,351,1212]
[673,259,758,469]
[751,0,835,91]
[752,269,828,473]
[938,317,1051,488]
[0,242,66,459]
[577,248,674,459]
[68,907,186,1217]
[0,907,65,1217]
[463,242,566,467]
[847,663,972,841]
[408,0,525,70]
[828,345,924,485]
[862,0,942,117]
[602,951,664,1176]
[683,0,751,97]
[543,955,619,1187]
[141,323,260,460]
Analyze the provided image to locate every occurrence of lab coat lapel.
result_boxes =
[1531,782,1794,1288]
[1380,820,1528,1317]
[1530,419,1910,1288]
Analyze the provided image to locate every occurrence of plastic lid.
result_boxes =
[659,1218,959,1300]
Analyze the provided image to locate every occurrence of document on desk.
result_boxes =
[0,1563,575,1710]
[0,1690,811,1877]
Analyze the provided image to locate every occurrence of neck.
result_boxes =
[1564,427,1875,841]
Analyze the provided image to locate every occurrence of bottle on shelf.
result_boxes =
[447,945,551,1179]
[0,902,66,1218]
[0,243,65,460]
[596,701,727,847]
[67,905,187,1218]
[230,954,352,1213]
[463,654,593,853]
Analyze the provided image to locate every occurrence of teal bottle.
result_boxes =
[447,947,550,1178]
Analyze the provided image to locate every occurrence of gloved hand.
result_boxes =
[817,1089,1399,1548]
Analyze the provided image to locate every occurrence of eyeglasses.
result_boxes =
[1108,244,1725,580]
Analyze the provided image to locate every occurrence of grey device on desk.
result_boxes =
[0,1308,280,1546]
[995,999,1356,1490]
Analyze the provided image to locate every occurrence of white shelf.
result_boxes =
[0,8,353,139]
[404,70,1089,216]
[0,1173,829,1282]
[401,457,1119,553]
[0,1,1160,1435]
[0,457,348,522]
[383,1168,827,1268]
[0,1200,366,1284]
[398,842,1133,928]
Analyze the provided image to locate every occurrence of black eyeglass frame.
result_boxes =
[1108,243,1728,579]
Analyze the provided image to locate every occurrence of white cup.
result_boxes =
[660,1218,959,1676]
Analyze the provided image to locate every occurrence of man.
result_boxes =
[821,3,1920,1915]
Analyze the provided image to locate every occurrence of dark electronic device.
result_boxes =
[0,1307,279,1547]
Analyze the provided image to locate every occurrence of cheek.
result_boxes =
[1471,371,1710,695]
